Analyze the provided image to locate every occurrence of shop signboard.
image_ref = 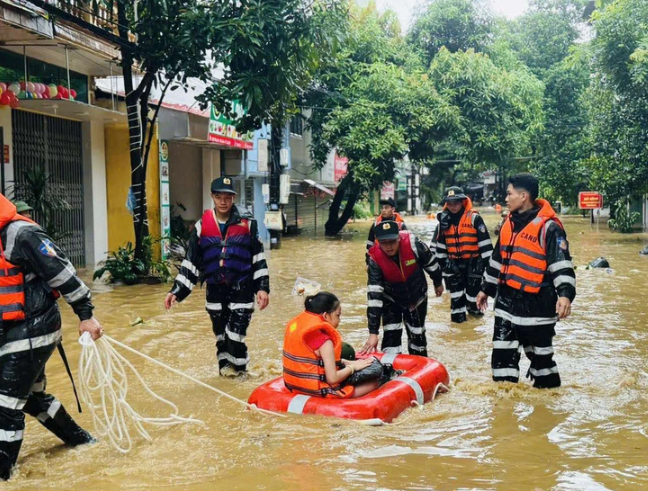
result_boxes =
[381,182,395,200]
[208,102,254,150]
[159,140,171,259]
[334,154,348,183]
[579,191,603,210]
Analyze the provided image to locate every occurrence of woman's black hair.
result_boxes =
[304,291,340,314]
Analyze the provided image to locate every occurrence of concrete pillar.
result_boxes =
[82,120,108,267]
[202,148,220,212]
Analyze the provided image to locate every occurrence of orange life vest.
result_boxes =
[442,198,480,259]
[282,311,353,398]
[0,196,37,322]
[375,212,405,227]
[368,231,419,283]
[498,199,563,294]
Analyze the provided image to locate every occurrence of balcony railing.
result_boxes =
[46,0,119,34]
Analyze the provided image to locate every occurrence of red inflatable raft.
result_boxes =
[248,353,450,423]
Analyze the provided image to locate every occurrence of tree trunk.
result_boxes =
[324,175,361,236]
[118,2,149,261]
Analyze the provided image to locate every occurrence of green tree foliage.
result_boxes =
[306,2,467,234]
[51,0,345,255]
[496,0,590,205]
[532,54,591,205]
[307,1,546,233]
[583,0,648,206]
[504,0,587,78]
[408,0,494,67]
[427,48,545,169]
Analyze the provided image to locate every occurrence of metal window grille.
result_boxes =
[289,115,303,137]
[11,110,86,267]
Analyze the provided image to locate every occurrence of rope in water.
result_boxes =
[77,333,286,454]
[102,335,286,418]
[78,332,203,453]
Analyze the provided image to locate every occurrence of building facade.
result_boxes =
[0,0,126,267]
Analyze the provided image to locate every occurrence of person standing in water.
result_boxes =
[361,221,443,356]
[165,176,270,376]
[431,187,493,323]
[366,197,407,252]
[0,194,102,480]
[476,173,576,389]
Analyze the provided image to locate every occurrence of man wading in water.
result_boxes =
[165,177,270,377]
[0,194,102,479]
[477,173,576,388]
[361,221,443,356]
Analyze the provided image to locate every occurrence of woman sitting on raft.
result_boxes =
[283,292,380,398]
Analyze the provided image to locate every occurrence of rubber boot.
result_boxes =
[0,451,13,481]
[39,406,96,446]
[0,441,22,481]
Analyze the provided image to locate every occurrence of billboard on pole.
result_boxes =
[579,192,603,209]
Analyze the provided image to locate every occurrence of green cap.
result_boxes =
[13,201,33,213]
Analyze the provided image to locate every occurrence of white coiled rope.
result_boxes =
[78,332,285,454]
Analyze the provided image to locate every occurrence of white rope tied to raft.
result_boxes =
[78,332,204,453]
[78,333,286,454]
[101,335,285,418]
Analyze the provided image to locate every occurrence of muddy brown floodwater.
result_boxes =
[5,214,648,490]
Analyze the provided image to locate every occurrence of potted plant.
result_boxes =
[93,242,144,285]
[94,236,172,285]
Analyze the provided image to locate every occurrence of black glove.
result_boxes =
[437,211,451,231]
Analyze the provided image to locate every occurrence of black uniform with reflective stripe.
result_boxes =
[367,236,441,334]
[0,220,95,478]
[1,221,93,322]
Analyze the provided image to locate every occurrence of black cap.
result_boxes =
[442,186,467,203]
[375,220,400,241]
[211,176,236,194]
[379,197,396,208]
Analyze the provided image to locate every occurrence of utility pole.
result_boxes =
[268,122,283,250]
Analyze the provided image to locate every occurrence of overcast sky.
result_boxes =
[375,0,530,30]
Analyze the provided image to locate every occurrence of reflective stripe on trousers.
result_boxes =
[491,308,561,389]
[380,298,428,357]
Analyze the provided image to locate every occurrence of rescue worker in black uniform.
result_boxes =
[359,221,443,357]
[431,187,493,323]
[366,197,407,252]
[477,173,576,389]
[165,177,270,376]
[0,194,102,480]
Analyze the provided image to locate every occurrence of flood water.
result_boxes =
[6,213,648,490]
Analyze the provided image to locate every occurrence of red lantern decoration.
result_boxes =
[0,93,10,106]
[70,89,77,99]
